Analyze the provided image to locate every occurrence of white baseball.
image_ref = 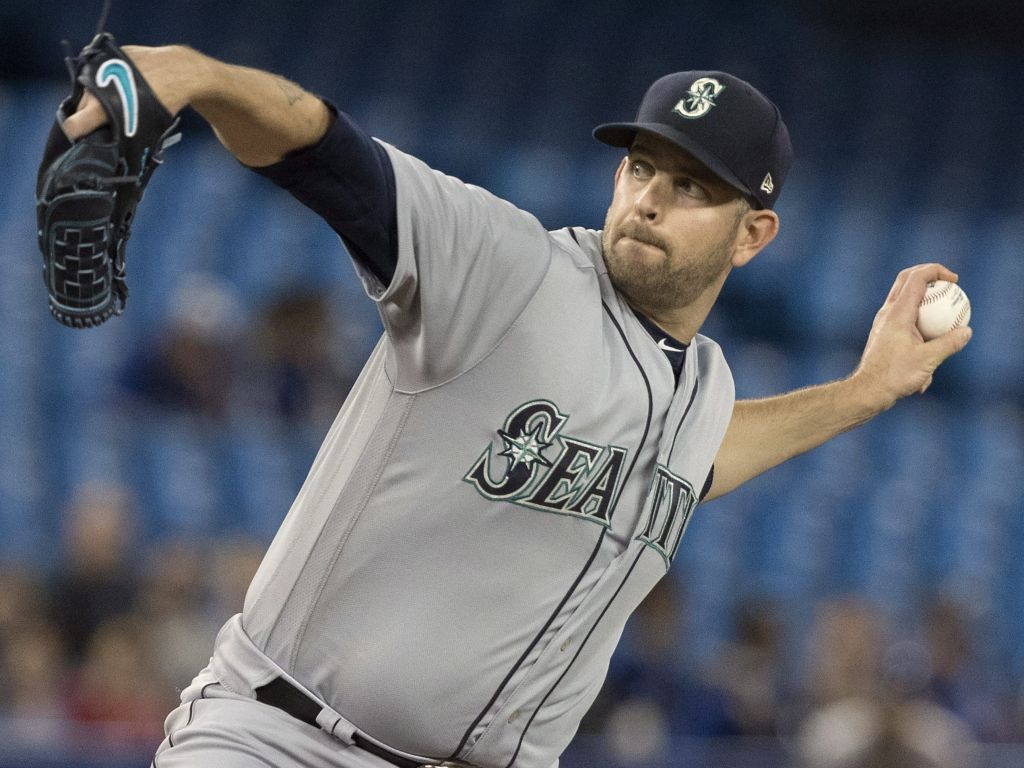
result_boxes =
[917,280,971,340]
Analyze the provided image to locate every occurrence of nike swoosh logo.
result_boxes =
[96,59,138,138]
[657,338,685,353]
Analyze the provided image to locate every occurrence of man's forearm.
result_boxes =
[185,49,331,167]
[64,45,332,167]
[705,376,883,501]
[704,264,971,502]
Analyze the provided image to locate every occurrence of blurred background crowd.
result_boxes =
[1,0,1022,766]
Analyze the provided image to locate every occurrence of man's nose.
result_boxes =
[633,179,665,221]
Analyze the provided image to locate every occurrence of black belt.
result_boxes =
[254,676,424,768]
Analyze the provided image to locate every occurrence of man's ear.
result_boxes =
[732,209,780,268]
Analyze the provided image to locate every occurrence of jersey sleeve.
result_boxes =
[368,142,553,391]
[700,465,714,501]
[249,102,398,287]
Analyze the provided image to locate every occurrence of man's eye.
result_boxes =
[631,160,653,179]
[677,177,707,199]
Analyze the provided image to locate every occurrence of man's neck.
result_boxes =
[632,309,688,381]
[628,270,728,343]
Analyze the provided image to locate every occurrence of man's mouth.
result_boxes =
[619,232,665,253]
[617,224,666,252]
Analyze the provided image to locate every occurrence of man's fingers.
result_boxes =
[924,325,973,364]
[62,92,109,140]
[888,263,959,321]
[904,263,958,283]
[885,263,943,305]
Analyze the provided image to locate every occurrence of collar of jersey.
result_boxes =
[631,309,688,380]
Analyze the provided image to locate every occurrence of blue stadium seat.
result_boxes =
[221,418,308,541]
[129,414,223,538]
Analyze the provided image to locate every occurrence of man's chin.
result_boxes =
[606,266,668,311]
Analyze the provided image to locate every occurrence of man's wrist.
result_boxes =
[172,46,220,108]
[844,369,896,420]
[119,44,214,116]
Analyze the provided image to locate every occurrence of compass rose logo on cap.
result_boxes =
[672,77,726,119]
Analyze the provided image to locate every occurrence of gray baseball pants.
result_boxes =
[152,675,404,768]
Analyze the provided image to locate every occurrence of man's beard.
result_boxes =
[601,216,736,314]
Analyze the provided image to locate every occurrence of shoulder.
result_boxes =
[378,139,551,236]
[548,227,606,272]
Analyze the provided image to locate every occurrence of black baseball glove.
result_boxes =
[35,32,181,328]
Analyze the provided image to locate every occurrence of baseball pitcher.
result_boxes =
[51,34,970,768]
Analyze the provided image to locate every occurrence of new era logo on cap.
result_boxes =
[593,70,793,209]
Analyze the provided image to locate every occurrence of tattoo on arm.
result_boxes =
[276,78,305,106]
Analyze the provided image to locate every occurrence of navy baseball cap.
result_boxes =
[593,71,792,209]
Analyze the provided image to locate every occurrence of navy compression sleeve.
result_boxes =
[249,102,398,286]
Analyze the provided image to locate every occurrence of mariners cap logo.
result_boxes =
[672,77,726,119]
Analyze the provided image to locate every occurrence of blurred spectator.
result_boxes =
[0,563,50,645]
[49,483,139,664]
[581,576,732,763]
[715,596,786,736]
[0,524,266,748]
[1,618,67,719]
[922,596,1009,741]
[249,290,355,432]
[804,598,884,709]
[121,273,246,421]
[65,615,173,749]
[133,536,265,707]
[135,539,221,694]
[796,597,977,768]
[0,565,66,719]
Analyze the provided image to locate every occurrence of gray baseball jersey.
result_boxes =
[207,140,735,768]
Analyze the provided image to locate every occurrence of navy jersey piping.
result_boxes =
[449,528,607,758]
[667,374,701,463]
[495,302,653,767]
[503,547,647,768]
[451,299,654,762]
[598,302,655,485]
[669,373,714,500]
